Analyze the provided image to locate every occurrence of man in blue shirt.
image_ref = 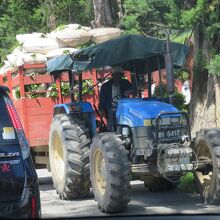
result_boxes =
[99,66,133,131]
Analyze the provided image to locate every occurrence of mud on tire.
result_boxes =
[194,128,220,204]
[49,114,91,200]
[90,133,131,213]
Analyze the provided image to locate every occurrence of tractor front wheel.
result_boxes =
[49,114,91,199]
[90,133,131,213]
[194,128,220,204]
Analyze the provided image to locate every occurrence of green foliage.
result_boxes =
[173,92,189,112]
[61,82,70,97]
[206,54,220,76]
[178,172,196,193]
[153,83,189,111]
[181,0,207,27]
[123,0,171,37]
[37,0,93,30]
[25,84,46,99]
[82,79,94,95]
[180,0,220,44]
[14,86,20,99]
[0,0,42,64]
[76,41,95,49]
[48,79,94,100]
[170,30,191,44]
[48,83,58,99]
[122,0,149,34]
[174,69,190,83]
[48,82,71,99]
[193,49,207,76]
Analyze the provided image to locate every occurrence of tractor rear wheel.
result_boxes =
[143,176,173,192]
[49,114,91,199]
[90,133,131,213]
[193,128,220,204]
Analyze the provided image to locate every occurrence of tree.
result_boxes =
[37,0,93,30]
[122,0,172,37]
[180,0,220,135]
[122,0,220,135]
[92,0,122,27]
[0,0,41,64]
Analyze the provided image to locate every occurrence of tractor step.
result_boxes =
[131,164,157,174]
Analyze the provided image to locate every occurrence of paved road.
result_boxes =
[37,169,220,219]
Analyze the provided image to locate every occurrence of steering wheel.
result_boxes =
[112,94,121,107]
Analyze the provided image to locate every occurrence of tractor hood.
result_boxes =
[116,98,179,127]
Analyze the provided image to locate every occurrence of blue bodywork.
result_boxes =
[116,98,180,127]
[54,98,180,134]
[53,102,96,136]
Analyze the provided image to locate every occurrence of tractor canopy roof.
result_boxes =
[47,34,189,76]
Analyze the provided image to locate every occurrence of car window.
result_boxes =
[0,95,18,145]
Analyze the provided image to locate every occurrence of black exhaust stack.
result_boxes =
[165,29,175,103]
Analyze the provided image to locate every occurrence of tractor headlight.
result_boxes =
[144,119,152,126]
[170,117,180,125]
[151,117,181,126]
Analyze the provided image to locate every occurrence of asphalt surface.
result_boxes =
[37,169,220,219]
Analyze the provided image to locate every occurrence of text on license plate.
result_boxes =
[158,129,181,139]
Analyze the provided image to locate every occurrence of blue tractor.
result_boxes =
[47,34,220,213]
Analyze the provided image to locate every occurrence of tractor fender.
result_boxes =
[53,102,97,136]
[53,104,70,116]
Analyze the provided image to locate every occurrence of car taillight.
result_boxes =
[31,197,36,219]
[5,100,23,129]
[4,96,30,159]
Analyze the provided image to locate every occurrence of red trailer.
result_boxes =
[0,64,104,169]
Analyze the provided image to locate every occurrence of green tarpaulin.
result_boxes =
[47,54,73,75]
[47,34,189,75]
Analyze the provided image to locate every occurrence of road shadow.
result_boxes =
[127,181,220,215]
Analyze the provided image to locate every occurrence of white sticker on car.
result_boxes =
[2,127,15,139]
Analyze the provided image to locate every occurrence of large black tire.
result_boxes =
[90,133,131,213]
[49,114,91,199]
[194,128,220,204]
[143,176,173,192]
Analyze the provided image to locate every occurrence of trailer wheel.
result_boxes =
[90,133,131,213]
[143,176,173,192]
[49,114,91,199]
[194,128,220,204]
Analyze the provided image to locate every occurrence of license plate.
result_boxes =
[158,129,181,139]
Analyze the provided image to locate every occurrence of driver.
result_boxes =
[99,66,133,131]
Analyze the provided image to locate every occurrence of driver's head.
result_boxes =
[111,66,124,85]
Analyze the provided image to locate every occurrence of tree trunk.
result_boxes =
[42,0,56,30]
[190,24,220,136]
[92,0,113,27]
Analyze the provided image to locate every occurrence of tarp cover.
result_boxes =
[47,34,189,75]
[47,54,73,75]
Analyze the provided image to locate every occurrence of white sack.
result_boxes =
[0,61,13,75]
[46,47,78,59]
[16,32,44,44]
[22,38,59,54]
[21,53,47,65]
[89,27,122,44]
[7,53,22,67]
[55,29,91,47]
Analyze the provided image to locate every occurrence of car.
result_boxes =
[0,86,41,218]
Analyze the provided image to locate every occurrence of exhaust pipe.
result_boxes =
[165,29,175,103]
